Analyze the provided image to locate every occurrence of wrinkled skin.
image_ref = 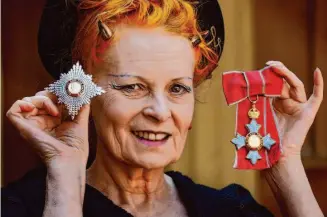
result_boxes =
[90,26,195,169]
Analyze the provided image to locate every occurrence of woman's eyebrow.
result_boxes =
[106,74,136,78]
[172,77,193,81]
[106,73,193,81]
[106,73,149,83]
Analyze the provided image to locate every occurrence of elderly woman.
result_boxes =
[2,0,324,217]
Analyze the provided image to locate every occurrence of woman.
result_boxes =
[2,0,324,216]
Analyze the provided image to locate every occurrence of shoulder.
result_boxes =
[166,171,274,217]
[1,166,47,217]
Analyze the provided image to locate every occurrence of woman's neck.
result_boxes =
[86,143,175,215]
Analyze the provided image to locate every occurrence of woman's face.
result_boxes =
[91,26,195,169]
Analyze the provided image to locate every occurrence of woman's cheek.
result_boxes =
[105,98,145,123]
[175,103,194,129]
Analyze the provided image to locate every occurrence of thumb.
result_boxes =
[307,68,324,112]
[74,104,91,126]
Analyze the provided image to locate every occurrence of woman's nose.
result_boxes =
[143,95,171,122]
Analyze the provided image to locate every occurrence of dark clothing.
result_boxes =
[2,167,273,217]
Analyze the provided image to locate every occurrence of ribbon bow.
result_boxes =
[222,67,284,170]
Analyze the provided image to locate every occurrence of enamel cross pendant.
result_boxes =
[45,62,105,120]
[231,97,276,165]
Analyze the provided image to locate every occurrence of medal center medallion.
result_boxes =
[246,132,263,150]
[66,80,83,97]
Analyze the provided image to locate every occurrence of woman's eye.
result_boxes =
[121,84,142,92]
[170,84,192,95]
[111,83,146,95]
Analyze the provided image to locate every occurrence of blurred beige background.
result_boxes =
[2,1,327,216]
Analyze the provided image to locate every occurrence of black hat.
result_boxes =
[38,0,225,80]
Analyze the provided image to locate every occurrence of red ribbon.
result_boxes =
[222,67,284,170]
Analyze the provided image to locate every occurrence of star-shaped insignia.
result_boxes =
[231,119,276,165]
[45,62,105,119]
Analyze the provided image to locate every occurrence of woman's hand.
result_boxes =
[266,61,324,160]
[6,90,90,217]
[6,90,90,168]
[262,61,324,217]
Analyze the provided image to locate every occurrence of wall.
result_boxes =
[2,0,51,184]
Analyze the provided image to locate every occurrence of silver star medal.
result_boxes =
[231,98,276,165]
[45,62,105,120]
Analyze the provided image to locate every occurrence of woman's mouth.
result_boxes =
[132,131,170,146]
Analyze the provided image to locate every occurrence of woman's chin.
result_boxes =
[132,153,177,169]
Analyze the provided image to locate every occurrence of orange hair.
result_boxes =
[72,0,219,86]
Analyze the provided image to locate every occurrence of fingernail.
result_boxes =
[266,61,284,67]
[266,61,275,65]
[266,61,281,67]
[315,67,321,73]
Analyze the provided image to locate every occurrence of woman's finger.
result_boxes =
[35,90,58,103]
[37,110,50,115]
[22,96,59,116]
[8,115,64,156]
[70,104,91,126]
[266,61,307,103]
[35,91,64,117]
[307,68,324,111]
[280,80,291,100]
[6,100,36,117]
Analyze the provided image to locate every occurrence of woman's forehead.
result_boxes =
[114,27,191,51]
[100,27,195,78]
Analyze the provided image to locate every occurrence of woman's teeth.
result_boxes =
[133,131,169,141]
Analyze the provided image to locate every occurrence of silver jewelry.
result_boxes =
[45,62,105,120]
